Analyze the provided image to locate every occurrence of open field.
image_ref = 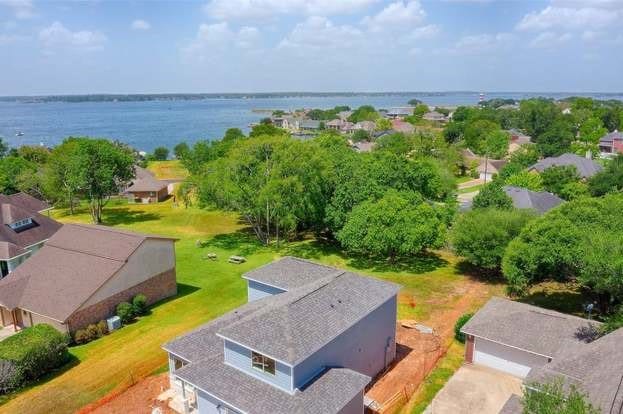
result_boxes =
[146,160,189,180]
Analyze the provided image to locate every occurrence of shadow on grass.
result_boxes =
[518,284,591,318]
[349,251,448,274]
[200,230,264,257]
[454,260,506,286]
[0,354,80,406]
[100,207,161,226]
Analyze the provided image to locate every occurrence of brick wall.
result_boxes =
[66,268,177,333]
[465,335,474,363]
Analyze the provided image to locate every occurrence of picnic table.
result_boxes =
[228,255,246,264]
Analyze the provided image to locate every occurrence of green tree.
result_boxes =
[451,208,535,271]
[173,142,190,160]
[408,98,422,106]
[0,137,7,158]
[45,139,81,213]
[508,144,540,168]
[375,118,392,131]
[413,104,430,118]
[540,165,580,197]
[443,121,463,144]
[0,156,36,194]
[17,146,50,164]
[588,154,623,196]
[348,105,379,123]
[579,231,623,311]
[574,117,607,156]
[152,146,169,161]
[464,119,500,154]
[250,122,284,138]
[352,129,370,142]
[375,133,410,155]
[505,170,543,191]
[520,98,560,138]
[223,128,245,141]
[472,183,513,210]
[72,138,135,223]
[483,129,509,159]
[535,120,574,157]
[337,190,445,260]
[522,380,599,414]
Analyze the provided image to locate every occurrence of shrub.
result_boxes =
[116,302,135,324]
[0,324,69,393]
[96,320,109,336]
[73,329,90,345]
[454,313,473,343]
[86,324,100,340]
[132,294,148,316]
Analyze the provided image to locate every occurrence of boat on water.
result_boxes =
[15,131,24,136]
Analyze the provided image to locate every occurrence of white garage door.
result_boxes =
[473,337,548,378]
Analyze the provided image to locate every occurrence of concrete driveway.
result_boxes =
[424,364,522,414]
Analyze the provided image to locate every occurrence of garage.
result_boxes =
[472,337,548,378]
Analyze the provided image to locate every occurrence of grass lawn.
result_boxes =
[0,199,501,414]
[146,160,189,180]
[457,183,484,194]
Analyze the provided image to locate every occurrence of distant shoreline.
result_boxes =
[2,91,623,104]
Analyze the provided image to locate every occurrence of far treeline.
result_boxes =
[1,97,623,329]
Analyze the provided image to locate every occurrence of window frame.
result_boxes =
[251,351,276,375]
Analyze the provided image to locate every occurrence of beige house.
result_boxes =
[0,223,177,334]
[126,166,173,203]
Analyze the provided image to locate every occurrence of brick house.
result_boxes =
[0,223,177,334]
[125,166,173,203]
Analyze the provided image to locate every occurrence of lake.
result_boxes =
[1,92,622,152]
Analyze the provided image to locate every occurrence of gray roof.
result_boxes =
[299,120,321,129]
[529,153,603,178]
[461,297,596,358]
[387,107,413,116]
[499,395,522,414]
[503,186,564,214]
[525,327,623,414]
[221,267,400,365]
[176,356,369,414]
[0,241,27,260]
[242,256,338,290]
[599,130,623,144]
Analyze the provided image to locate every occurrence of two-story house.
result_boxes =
[0,193,61,277]
[163,257,400,414]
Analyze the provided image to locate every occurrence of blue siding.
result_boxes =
[197,390,242,414]
[247,280,286,302]
[224,340,293,393]
[292,296,397,389]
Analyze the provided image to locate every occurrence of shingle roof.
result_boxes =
[477,158,507,174]
[176,356,369,414]
[461,297,596,358]
[221,268,400,365]
[0,223,176,322]
[503,186,564,214]
[599,130,623,144]
[0,241,27,260]
[5,193,51,212]
[0,200,62,250]
[126,175,168,193]
[525,327,623,414]
[242,256,338,290]
[529,153,603,178]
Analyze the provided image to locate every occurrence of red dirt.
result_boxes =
[84,373,174,414]
[365,279,494,408]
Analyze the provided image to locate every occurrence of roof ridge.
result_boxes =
[66,223,145,238]
[43,243,128,262]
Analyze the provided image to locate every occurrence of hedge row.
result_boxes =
[0,324,70,393]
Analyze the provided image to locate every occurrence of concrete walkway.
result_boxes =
[424,364,522,414]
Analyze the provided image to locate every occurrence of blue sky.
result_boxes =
[0,0,622,95]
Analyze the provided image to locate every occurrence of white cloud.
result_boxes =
[517,4,621,31]
[405,24,440,40]
[131,19,151,31]
[362,0,426,32]
[529,31,572,48]
[278,16,362,50]
[0,0,34,19]
[203,0,377,21]
[0,33,26,44]
[39,22,107,51]
[183,22,261,60]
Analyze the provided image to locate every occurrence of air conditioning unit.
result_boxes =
[107,315,122,332]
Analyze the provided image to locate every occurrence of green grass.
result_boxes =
[457,183,484,194]
[0,199,497,414]
[408,340,465,414]
[146,160,188,180]
[454,176,473,184]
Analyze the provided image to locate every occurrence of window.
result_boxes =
[8,218,33,230]
[251,351,275,375]
[173,357,187,371]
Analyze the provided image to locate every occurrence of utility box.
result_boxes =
[107,315,122,332]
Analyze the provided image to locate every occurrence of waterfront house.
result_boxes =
[0,193,61,277]
[0,223,177,334]
[126,166,174,203]
[391,119,415,135]
[422,111,448,122]
[353,121,376,133]
[386,107,413,119]
[163,257,400,414]
[598,130,623,156]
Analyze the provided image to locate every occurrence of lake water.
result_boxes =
[1,92,622,152]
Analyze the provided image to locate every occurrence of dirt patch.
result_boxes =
[83,373,174,414]
[365,279,495,411]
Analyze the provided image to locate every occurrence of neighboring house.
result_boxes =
[503,186,564,215]
[422,111,448,122]
[528,153,603,179]
[325,119,343,131]
[463,298,623,414]
[126,166,173,203]
[386,107,413,119]
[0,193,61,277]
[163,257,400,414]
[477,158,507,181]
[598,130,623,156]
[338,111,353,121]
[391,119,415,135]
[0,223,177,334]
[341,121,355,134]
[506,129,532,154]
[353,121,376,133]
[299,120,321,131]
[350,141,375,153]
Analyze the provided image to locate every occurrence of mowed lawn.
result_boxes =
[0,198,502,414]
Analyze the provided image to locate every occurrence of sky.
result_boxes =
[0,0,622,95]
